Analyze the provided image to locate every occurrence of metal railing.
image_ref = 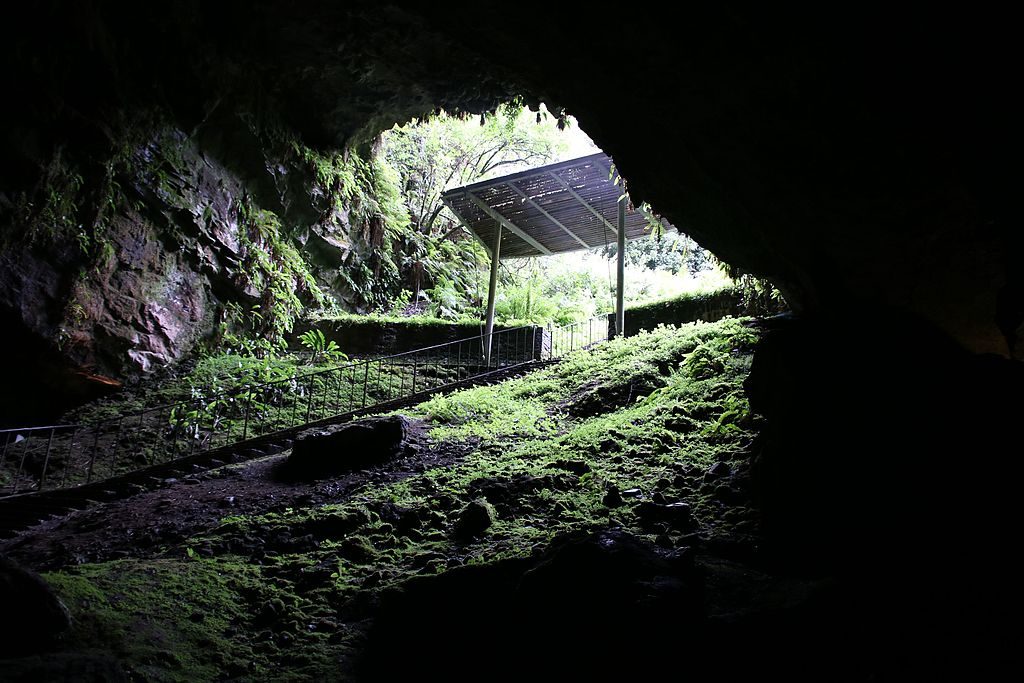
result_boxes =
[1,317,608,497]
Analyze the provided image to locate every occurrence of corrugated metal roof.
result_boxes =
[441,152,674,258]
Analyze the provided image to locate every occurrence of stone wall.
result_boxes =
[613,289,743,337]
[294,318,543,359]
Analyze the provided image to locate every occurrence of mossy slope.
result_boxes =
[8,318,761,681]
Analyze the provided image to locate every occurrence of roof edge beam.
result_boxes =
[548,171,618,237]
[506,182,591,249]
[465,191,553,255]
[441,199,492,258]
[441,152,610,198]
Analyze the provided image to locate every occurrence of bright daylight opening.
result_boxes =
[352,102,747,330]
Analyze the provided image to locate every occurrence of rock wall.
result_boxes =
[614,289,743,336]
[0,118,311,422]
[416,5,1019,359]
[293,319,535,357]
[1,3,1019,423]
[0,1,520,422]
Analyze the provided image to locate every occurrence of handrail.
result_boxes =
[0,424,80,435]
[62,323,541,423]
[0,316,609,497]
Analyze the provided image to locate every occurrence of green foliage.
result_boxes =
[308,311,483,328]
[41,558,316,681]
[413,318,756,444]
[15,113,160,262]
[709,257,788,316]
[603,232,712,276]
[418,384,558,441]
[733,273,788,315]
[683,334,733,379]
[308,149,414,311]
[383,104,569,235]
[389,289,414,314]
[297,329,346,365]
[235,200,327,351]
[30,149,85,247]
[494,278,559,324]
[426,275,470,320]
[367,104,571,316]
[495,258,606,325]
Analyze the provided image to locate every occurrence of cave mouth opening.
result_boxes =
[0,5,1021,679]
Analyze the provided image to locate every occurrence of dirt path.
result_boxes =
[0,420,473,571]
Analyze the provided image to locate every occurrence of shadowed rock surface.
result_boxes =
[284,415,413,480]
[1,3,1019,419]
[0,558,72,656]
[359,530,854,682]
[0,4,1020,680]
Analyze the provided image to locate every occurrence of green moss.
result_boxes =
[34,319,763,678]
[43,554,355,682]
[308,311,484,328]
[45,559,251,680]
[624,283,739,315]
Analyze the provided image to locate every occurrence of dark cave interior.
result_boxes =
[0,2,1021,680]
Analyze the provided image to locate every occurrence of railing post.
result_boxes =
[61,426,79,488]
[37,428,56,491]
[12,437,31,494]
[362,362,370,408]
[335,368,344,415]
[305,376,315,424]
[86,427,101,484]
[0,431,11,471]
[242,385,252,441]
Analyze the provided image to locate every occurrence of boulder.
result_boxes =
[0,558,72,656]
[704,461,732,481]
[283,415,409,480]
[636,501,695,531]
[602,486,624,508]
[453,499,495,540]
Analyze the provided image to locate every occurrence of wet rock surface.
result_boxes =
[0,416,443,571]
[452,499,495,540]
[360,529,846,682]
[0,558,72,656]
[1,320,1018,681]
[284,415,413,480]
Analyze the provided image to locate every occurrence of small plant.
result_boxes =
[705,393,751,436]
[298,329,347,365]
[390,289,413,314]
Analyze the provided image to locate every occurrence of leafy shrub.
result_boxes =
[297,329,347,365]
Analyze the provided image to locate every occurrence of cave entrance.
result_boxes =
[441,152,675,362]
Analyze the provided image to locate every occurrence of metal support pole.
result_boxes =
[615,194,627,337]
[242,386,252,441]
[483,223,503,366]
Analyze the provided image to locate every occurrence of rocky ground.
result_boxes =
[0,320,863,682]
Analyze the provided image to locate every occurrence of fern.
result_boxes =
[298,329,347,365]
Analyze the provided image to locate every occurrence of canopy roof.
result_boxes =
[440,152,675,259]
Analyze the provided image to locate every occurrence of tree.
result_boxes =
[375,104,572,317]
[602,232,713,276]
[382,103,569,236]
